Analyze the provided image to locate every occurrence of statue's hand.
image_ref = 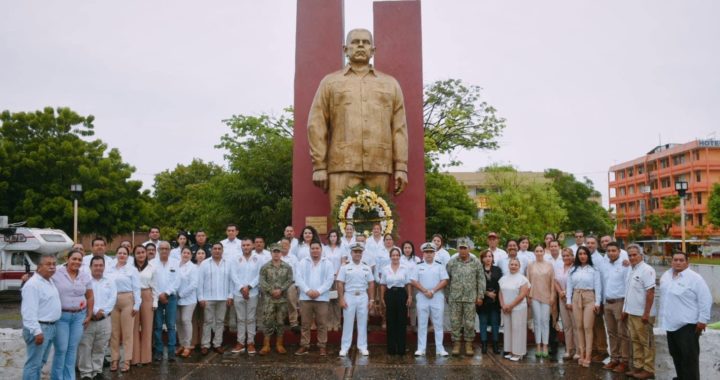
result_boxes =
[394,171,408,195]
[312,169,329,192]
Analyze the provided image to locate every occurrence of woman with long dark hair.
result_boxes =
[109,246,141,372]
[379,247,413,355]
[566,246,602,367]
[293,226,320,261]
[476,249,502,354]
[132,245,155,366]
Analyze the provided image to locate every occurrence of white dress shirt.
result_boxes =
[374,247,395,282]
[364,236,385,262]
[293,243,311,262]
[254,249,272,266]
[221,238,242,262]
[295,257,335,301]
[108,264,141,311]
[177,261,199,306]
[489,247,508,263]
[412,261,450,297]
[81,254,115,276]
[380,265,410,289]
[169,246,189,262]
[197,258,233,302]
[601,256,629,303]
[337,261,374,292]
[497,255,529,277]
[137,262,156,289]
[21,274,62,336]
[622,261,656,317]
[322,245,343,273]
[281,253,299,278]
[435,248,451,267]
[566,265,602,306]
[230,253,261,298]
[91,275,117,315]
[339,236,356,262]
[658,268,712,331]
[151,257,181,297]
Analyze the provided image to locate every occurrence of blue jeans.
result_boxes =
[154,294,178,357]
[52,311,85,380]
[477,308,500,342]
[23,324,56,380]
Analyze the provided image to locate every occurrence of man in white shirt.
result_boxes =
[659,251,712,380]
[337,242,375,357]
[568,230,585,256]
[253,236,272,265]
[81,237,115,275]
[198,243,233,354]
[284,225,299,253]
[152,241,181,361]
[280,237,301,333]
[487,232,508,263]
[411,242,450,357]
[365,224,384,263]
[585,236,609,363]
[221,224,242,262]
[295,241,335,356]
[78,256,117,380]
[621,244,656,380]
[230,238,261,355]
[600,242,631,374]
[142,226,165,248]
[21,254,61,380]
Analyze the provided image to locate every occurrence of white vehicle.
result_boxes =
[0,222,73,291]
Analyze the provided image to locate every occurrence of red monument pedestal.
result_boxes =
[291,0,425,244]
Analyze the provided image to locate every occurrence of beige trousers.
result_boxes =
[111,292,135,362]
[571,289,596,358]
[627,315,655,372]
[558,296,576,355]
[604,300,630,362]
[287,285,299,326]
[300,300,329,348]
[132,288,153,364]
[78,317,111,378]
[593,307,608,355]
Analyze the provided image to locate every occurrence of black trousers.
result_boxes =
[548,300,558,351]
[384,287,408,355]
[667,323,700,380]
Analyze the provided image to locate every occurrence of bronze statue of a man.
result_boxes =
[307,28,409,208]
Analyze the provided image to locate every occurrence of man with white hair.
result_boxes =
[621,244,656,380]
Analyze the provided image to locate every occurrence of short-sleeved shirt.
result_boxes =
[412,261,449,295]
[53,265,92,310]
[623,261,656,317]
[499,273,530,311]
[380,265,410,289]
[337,261,373,292]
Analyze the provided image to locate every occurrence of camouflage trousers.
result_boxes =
[449,301,476,342]
[263,301,288,336]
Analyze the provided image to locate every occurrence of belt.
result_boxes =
[605,298,624,304]
[575,289,594,293]
[92,313,111,321]
[39,321,56,325]
[118,291,133,294]
[351,291,365,296]
[387,287,405,291]
[62,308,86,313]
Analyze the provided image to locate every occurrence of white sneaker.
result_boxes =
[360,349,369,356]
[414,350,425,356]
[504,354,513,359]
[437,350,449,357]
[510,355,521,362]
[338,350,347,357]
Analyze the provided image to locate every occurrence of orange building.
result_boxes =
[609,139,720,241]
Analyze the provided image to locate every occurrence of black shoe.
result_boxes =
[481,342,488,354]
[103,359,110,368]
[168,355,176,362]
[291,325,301,334]
[81,377,93,380]
[493,342,501,355]
[153,354,163,362]
[93,375,106,380]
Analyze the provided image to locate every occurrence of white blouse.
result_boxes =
[380,264,410,289]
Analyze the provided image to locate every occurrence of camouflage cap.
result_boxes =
[457,238,471,249]
[269,244,282,252]
[420,242,436,252]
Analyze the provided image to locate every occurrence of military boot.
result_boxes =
[276,334,287,354]
[465,342,474,356]
[452,341,461,355]
[259,336,271,356]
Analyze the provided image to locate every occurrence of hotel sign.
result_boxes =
[698,139,720,147]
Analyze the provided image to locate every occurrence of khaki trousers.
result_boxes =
[191,305,204,347]
[571,289,596,358]
[327,281,342,329]
[300,300,329,348]
[111,292,135,362]
[627,315,655,373]
[287,285,299,326]
[132,288,153,364]
[592,307,608,355]
[78,317,111,378]
[604,300,630,362]
[202,301,227,349]
[328,172,391,209]
[558,296,576,355]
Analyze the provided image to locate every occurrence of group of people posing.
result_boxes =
[21,225,713,380]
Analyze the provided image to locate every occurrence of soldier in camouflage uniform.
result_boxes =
[446,238,486,356]
[258,244,294,355]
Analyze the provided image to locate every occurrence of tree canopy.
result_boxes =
[709,183,720,228]
[544,169,613,236]
[425,171,478,241]
[0,107,153,239]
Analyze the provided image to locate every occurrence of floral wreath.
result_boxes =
[333,186,396,235]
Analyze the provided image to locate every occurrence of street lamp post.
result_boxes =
[70,184,83,242]
[674,181,688,253]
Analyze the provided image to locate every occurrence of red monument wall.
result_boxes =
[292,0,426,245]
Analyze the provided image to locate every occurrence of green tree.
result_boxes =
[0,107,152,239]
[645,195,680,238]
[425,171,478,240]
[544,169,613,236]
[709,183,720,227]
[423,79,506,169]
[479,168,567,244]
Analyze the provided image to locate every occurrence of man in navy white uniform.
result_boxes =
[21,254,61,380]
[658,251,712,380]
[78,256,117,380]
[411,242,449,357]
[337,242,375,357]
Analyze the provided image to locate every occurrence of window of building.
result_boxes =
[619,187,626,196]
[698,213,704,225]
[686,214,693,226]
[650,198,659,210]
[672,154,686,165]
[629,202,635,212]
[693,150,700,161]
[686,193,693,203]
[628,167,634,177]
[696,171,702,182]
[647,161,657,172]
[637,165,645,175]
[660,177,671,188]
[650,180,658,190]
[617,170,625,179]
[629,185,635,194]
[660,158,670,168]
[697,192,703,205]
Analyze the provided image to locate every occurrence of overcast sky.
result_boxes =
[2,0,719,206]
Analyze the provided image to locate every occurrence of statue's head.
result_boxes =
[344,28,374,64]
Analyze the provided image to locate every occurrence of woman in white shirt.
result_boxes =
[431,234,451,266]
[109,246,141,372]
[565,246,602,367]
[191,249,207,350]
[499,257,530,362]
[400,241,421,330]
[554,247,578,360]
[340,224,356,264]
[323,230,343,331]
[293,226,320,261]
[176,247,199,358]
[169,232,190,262]
[379,247,412,355]
[132,245,155,366]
